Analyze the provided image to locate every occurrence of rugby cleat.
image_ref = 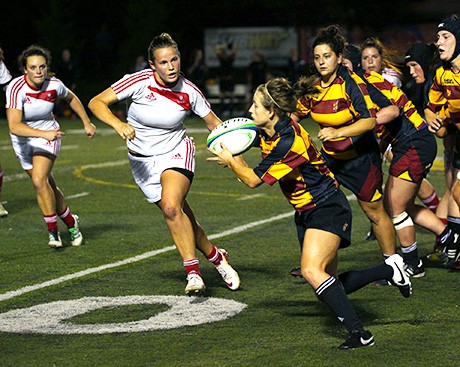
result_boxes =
[0,202,8,218]
[48,229,63,248]
[69,214,83,246]
[339,330,375,349]
[385,254,412,298]
[404,260,426,278]
[185,273,206,296]
[215,249,240,290]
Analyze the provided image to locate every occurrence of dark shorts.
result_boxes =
[295,189,352,249]
[323,148,383,203]
[389,131,437,183]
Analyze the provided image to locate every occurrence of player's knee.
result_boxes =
[391,211,414,230]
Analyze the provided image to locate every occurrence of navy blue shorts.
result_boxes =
[390,130,437,183]
[295,189,352,249]
[323,148,384,203]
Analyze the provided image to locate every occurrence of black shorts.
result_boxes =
[295,189,352,249]
[323,149,383,203]
[389,130,437,183]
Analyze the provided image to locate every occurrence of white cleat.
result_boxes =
[69,214,83,246]
[215,249,240,291]
[385,254,412,298]
[0,203,8,218]
[185,273,206,296]
[48,230,63,248]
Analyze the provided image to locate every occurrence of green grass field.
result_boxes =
[0,116,458,367]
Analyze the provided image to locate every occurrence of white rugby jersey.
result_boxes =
[382,67,402,88]
[5,75,68,130]
[0,61,12,86]
[112,69,211,156]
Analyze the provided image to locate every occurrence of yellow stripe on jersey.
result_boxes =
[427,66,460,129]
[297,66,376,159]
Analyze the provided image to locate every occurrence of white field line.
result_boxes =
[0,194,359,302]
[0,211,296,302]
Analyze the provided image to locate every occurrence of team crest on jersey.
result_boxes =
[333,100,339,113]
[145,92,156,102]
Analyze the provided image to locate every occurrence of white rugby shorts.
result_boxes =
[128,136,196,203]
[11,135,61,170]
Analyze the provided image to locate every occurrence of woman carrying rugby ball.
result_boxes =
[208,76,412,349]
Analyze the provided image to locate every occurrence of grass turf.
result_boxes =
[0,116,458,367]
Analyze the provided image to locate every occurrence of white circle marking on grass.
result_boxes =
[0,295,247,334]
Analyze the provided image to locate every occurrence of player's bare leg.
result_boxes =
[27,155,62,247]
[358,199,396,256]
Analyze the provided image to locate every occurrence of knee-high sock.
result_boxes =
[316,276,364,333]
[339,263,393,294]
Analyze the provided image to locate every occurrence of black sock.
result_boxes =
[339,263,393,294]
[401,242,419,267]
[316,276,364,333]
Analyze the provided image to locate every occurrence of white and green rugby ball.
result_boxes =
[207,117,259,156]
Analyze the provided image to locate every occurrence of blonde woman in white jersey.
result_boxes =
[0,47,12,218]
[89,33,240,296]
[6,45,96,248]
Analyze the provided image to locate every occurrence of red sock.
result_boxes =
[58,207,75,228]
[183,258,201,275]
[205,245,223,265]
[420,190,439,213]
[44,214,58,232]
[0,169,3,193]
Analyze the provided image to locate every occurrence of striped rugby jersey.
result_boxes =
[297,65,377,160]
[426,65,460,129]
[362,70,427,143]
[253,117,338,212]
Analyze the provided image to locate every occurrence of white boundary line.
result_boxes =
[0,212,295,302]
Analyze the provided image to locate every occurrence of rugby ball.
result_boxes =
[207,117,259,156]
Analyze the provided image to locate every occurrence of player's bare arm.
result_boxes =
[6,108,64,141]
[65,90,96,139]
[88,87,135,140]
[318,117,376,141]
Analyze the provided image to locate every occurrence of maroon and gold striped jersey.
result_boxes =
[253,117,338,212]
[296,65,377,160]
[426,65,460,129]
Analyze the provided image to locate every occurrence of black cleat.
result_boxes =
[339,330,375,349]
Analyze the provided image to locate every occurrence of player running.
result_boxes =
[5,45,96,248]
[208,76,412,349]
[88,33,240,295]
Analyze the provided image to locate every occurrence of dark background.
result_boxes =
[0,0,459,103]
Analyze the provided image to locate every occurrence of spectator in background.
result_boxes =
[186,48,208,97]
[247,51,268,94]
[0,47,12,218]
[247,51,268,109]
[214,42,237,117]
[132,55,148,73]
[55,49,78,118]
[287,48,308,83]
